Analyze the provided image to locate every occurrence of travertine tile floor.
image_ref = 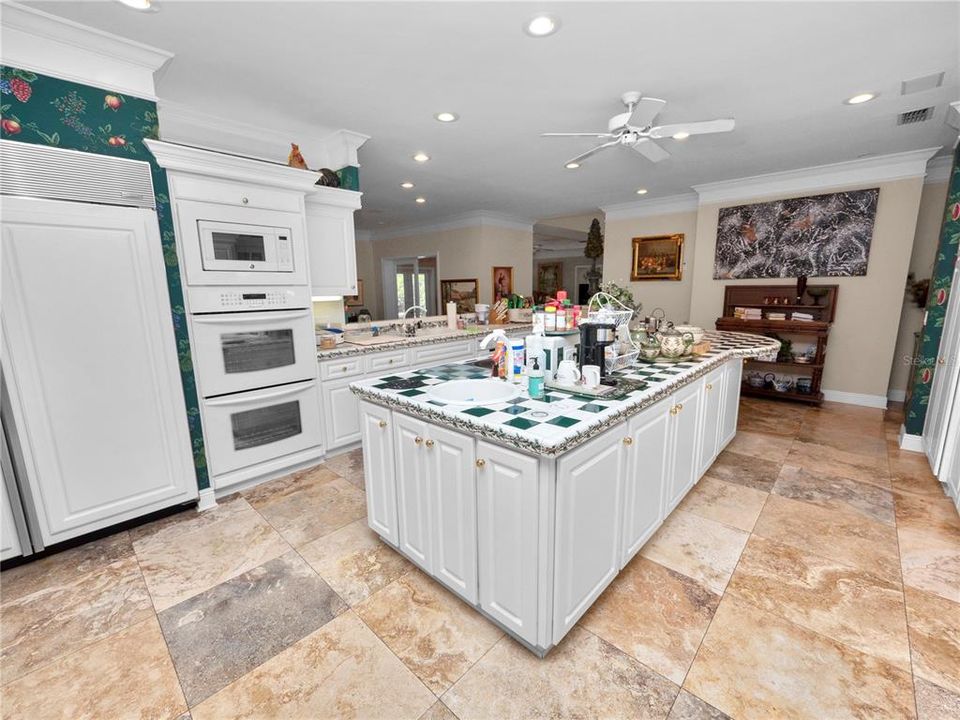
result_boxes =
[2,398,959,719]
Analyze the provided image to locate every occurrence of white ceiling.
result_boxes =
[26,1,960,232]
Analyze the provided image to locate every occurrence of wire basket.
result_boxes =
[605,349,640,374]
[585,291,634,329]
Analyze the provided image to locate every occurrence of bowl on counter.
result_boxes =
[673,325,705,345]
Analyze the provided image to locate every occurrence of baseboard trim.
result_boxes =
[197,488,217,511]
[898,426,925,453]
[821,390,889,409]
[887,389,906,403]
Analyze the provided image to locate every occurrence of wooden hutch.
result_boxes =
[715,284,838,405]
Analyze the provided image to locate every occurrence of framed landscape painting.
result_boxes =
[631,234,684,281]
[441,278,479,313]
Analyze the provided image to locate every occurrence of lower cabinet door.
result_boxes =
[476,441,540,646]
[427,426,478,604]
[394,413,432,571]
[720,359,743,449]
[321,377,362,451]
[698,366,726,477]
[358,401,399,546]
[664,381,703,514]
[553,430,625,643]
[621,396,671,565]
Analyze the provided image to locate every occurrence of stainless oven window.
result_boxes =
[211,232,267,262]
[230,400,302,450]
[222,329,296,373]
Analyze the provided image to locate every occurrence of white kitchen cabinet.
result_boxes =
[698,365,726,477]
[620,396,672,566]
[1,478,23,561]
[394,414,432,569]
[720,358,742,449]
[476,440,540,646]
[359,401,399,546]
[427,426,479,603]
[305,189,362,297]
[553,430,625,642]
[664,379,704,514]
[320,376,363,450]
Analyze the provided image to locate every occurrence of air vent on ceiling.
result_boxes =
[898,107,934,125]
[901,72,944,96]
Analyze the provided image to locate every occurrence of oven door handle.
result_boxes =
[204,382,312,407]
[192,311,311,325]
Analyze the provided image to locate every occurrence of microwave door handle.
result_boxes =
[204,383,313,407]
[192,311,311,324]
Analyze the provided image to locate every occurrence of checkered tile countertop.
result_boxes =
[350,331,780,456]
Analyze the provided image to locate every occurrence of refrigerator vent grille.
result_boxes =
[0,140,156,209]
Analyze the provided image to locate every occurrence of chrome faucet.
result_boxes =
[400,305,428,336]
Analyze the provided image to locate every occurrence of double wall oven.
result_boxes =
[180,205,322,489]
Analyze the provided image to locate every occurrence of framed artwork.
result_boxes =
[344,279,364,307]
[440,278,479,313]
[492,266,513,303]
[631,234,684,281]
[713,188,879,279]
[537,262,564,297]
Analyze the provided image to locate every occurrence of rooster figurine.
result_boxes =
[287,143,308,170]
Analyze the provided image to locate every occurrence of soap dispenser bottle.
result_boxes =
[528,358,545,400]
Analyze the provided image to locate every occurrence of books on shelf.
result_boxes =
[733,306,763,320]
[792,312,814,321]
[765,312,787,321]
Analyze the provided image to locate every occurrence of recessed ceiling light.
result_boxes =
[415,197,426,204]
[636,188,648,195]
[400,181,415,189]
[117,0,155,9]
[565,162,580,169]
[434,112,459,123]
[672,131,690,140]
[413,152,430,163]
[845,92,877,105]
[525,14,560,37]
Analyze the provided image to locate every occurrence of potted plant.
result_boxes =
[584,218,604,296]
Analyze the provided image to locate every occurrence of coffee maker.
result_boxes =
[579,322,617,378]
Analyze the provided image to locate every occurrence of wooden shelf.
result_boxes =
[746,358,823,370]
[741,384,824,405]
[715,317,829,334]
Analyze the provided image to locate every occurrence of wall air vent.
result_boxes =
[897,107,934,125]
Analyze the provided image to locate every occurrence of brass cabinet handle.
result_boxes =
[938,357,946,365]
[425,439,435,448]
[388,358,394,364]
[241,197,249,204]
[476,458,486,468]
[623,436,633,446]
[706,383,713,391]
[677,402,684,412]
[670,406,679,415]
[341,365,347,372]
[378,420,387,428]
[414,436,423,445]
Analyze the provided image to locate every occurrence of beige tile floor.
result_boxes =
[1,399,959,719]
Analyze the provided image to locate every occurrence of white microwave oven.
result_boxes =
[198,220,293,273]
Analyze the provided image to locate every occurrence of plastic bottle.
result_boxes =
[545,306,557,332]
[556,305,566,331]
[528,358,545,400]
[510,338,525,383]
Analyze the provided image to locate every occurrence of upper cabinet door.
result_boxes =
[358,401,399,546]
[427,425,478,604]
[305,197,359,297]
[394,413,432,571]
[720,359,743,449]
[698,365,727,477]
[621,396,671,565]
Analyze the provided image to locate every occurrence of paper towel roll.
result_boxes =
[446,301,457,329]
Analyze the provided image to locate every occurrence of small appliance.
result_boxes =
[579,322,616,377]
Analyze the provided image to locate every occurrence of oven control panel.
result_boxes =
[218,291,291,309]
[187,285,312,314]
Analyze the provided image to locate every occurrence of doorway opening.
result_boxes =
[381,254,438,318]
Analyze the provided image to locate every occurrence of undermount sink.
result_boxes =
[425,379,521,406]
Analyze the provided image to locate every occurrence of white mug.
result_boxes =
[555,359,580,384]
[581,364,601,389]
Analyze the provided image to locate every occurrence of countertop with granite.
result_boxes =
[316,323,529,360]
[350,331,780,456]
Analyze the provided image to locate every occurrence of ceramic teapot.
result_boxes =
[635,331,661,361]
[658,325,695,358]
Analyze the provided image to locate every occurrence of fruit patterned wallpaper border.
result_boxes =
[0,65,211,490]
[905,144,960,435]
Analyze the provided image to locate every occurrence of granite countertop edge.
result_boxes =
[350,335,780,457]
[317,324,529,359]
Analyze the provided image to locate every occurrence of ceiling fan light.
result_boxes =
[845,92,878,105]
[525,14,560,37]
[413,152,430,163]
[565,162,580,169]
[672,131,690,140]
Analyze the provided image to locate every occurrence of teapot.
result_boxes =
[657,325,695,358]
[635,331,661,361]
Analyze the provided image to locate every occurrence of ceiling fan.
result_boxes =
[542,91,734,166]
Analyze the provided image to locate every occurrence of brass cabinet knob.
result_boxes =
[938,357,946,365]
[706,383,713,391]
[623,436,633,446]
[241,197,249,204]
[414,436,423,445]
[476,458,486,468]
[388,359,394,364]
[425,439,435,448]
[378,420,387,428]
[341,365,347,372]
[677,402,684,412]
[670,406,679,416]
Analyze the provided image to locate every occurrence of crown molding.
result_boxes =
[693,147,941,205]
[925,155,954,184]
[305,184,363,211]
[601,193,699,221]
[370,210,534,242]
[0,1,172,99]
[144,139,321,192]
[533,224,587,242]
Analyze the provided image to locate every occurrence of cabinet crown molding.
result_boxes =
[144,139,321,192]
[305,185,363,211]
[0,1,172,99]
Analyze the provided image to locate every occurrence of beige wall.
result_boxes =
[367,223,533,318]
[602,210,699,322]
[539,212,604,234]
[688,178,926,400]
[887,180,950,398]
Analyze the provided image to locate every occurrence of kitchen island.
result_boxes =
[350,331,779,656]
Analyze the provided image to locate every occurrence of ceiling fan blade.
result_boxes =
[541,132,615,138]
[564,140,620,166]
[648,118,735,139]
[631,138,671,163]
[627,97,667,128]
